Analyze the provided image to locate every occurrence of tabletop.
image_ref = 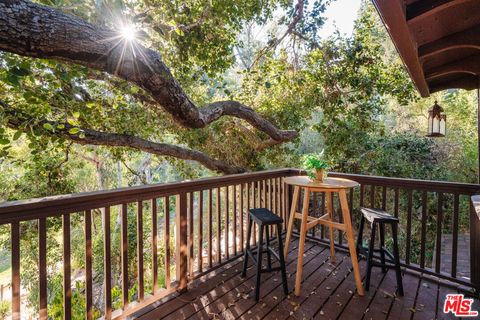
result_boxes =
[284,176,359,189]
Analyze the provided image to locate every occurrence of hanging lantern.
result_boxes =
[427,101,446,137]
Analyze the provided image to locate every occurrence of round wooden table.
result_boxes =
[284,176,365,296]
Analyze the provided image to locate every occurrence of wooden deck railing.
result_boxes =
[0,169,479,319]
[324,172,480,291]
[0,169,296,320]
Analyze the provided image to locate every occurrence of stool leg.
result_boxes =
[391,223,404,296]
[366,222,376,291]
[379,223,387,273]
[265,225,272,271]
[255,225,264,301]
[242,216,253,278]
[356,215,365,258]
[277,223,288,296]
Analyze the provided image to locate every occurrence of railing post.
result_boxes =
[470,196,480,295]
[176,192,188,291]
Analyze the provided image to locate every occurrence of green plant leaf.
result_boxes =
[68,127,80,135]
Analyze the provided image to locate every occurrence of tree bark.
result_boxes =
[0,0,298,144]
[0,101,246,174]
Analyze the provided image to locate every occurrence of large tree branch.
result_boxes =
[0,0,298,144]
[0,100,246,174]
[250,0,305,68]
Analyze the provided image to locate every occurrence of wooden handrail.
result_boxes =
[329,172,480,195]
[0,169,293,223]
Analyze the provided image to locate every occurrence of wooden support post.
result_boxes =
[176,192,188,291]
[470,200,480,295]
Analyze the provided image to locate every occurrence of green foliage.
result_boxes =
[0,0,479,318]
[303,153,328,170]
[303,153,329,179]
[0,300,9,320]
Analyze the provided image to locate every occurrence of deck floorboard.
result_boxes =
[134,238,479,320]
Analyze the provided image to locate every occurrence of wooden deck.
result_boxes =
[133,238,478,320]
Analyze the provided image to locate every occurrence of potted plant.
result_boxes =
[303,153,329,182]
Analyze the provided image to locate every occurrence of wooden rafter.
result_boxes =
[406,0,471,23]
[418,25,480,60]
[425,55,480,81]
[373,0,480,96]
[429,75,479,93]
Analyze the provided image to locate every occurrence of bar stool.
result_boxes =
[356,207,404,296]
[241,208,288,301]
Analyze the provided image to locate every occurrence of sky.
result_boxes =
[317,0,362,38]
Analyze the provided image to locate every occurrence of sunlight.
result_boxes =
[120,24,136,41]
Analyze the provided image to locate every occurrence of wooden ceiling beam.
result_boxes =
[406,0,471,24]
[429,75,479,92]
[425,56,480,81]
[418,25,480,60]
[372,0,430,97]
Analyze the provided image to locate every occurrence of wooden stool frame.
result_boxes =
[283,176,365,297]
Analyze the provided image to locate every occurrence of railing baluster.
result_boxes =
[247,182,252,245]
[420,191,427,269]
[233,185,237,256]
[254,181,259,246]
[359,184,365,208]
[263,180,267,209]
[282,178,286,228]
[198,191,203,273]
[63,214,71,320]
[216,187,221,263]
[188,192,194,276]
[207,190,212,268]
[11,221,20,320]
[104,207,112,319]
[39,217,47,320]
[84,210,93,320]
[452,194,459,278]
[381,186,387,210]
[406,190,412,265]
[164,197,171,289]
[267,179,271,210]
[272,178,280,216]
[152,199,158,293]
[225,186,229,260]
[312,192,317,238]
[121,204,129,308]
[257,181,261,208]
[240,183,244,253]
[175,192,188,290]
[370,185,375,207]
[286,181,292,234]
[394,187,399,218]
[469,199,480,291]
[137,201,144,301]
[435,193,443,273]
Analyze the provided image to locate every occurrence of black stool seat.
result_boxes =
[356,207,404,296]
[361,208,399,223]
[248,208,283,225]
[242,208,288,301]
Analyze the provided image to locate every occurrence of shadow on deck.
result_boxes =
[133,238,479,320]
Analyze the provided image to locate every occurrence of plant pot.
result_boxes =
[314,168,325,182]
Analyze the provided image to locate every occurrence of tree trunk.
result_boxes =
[0,0,298,146]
